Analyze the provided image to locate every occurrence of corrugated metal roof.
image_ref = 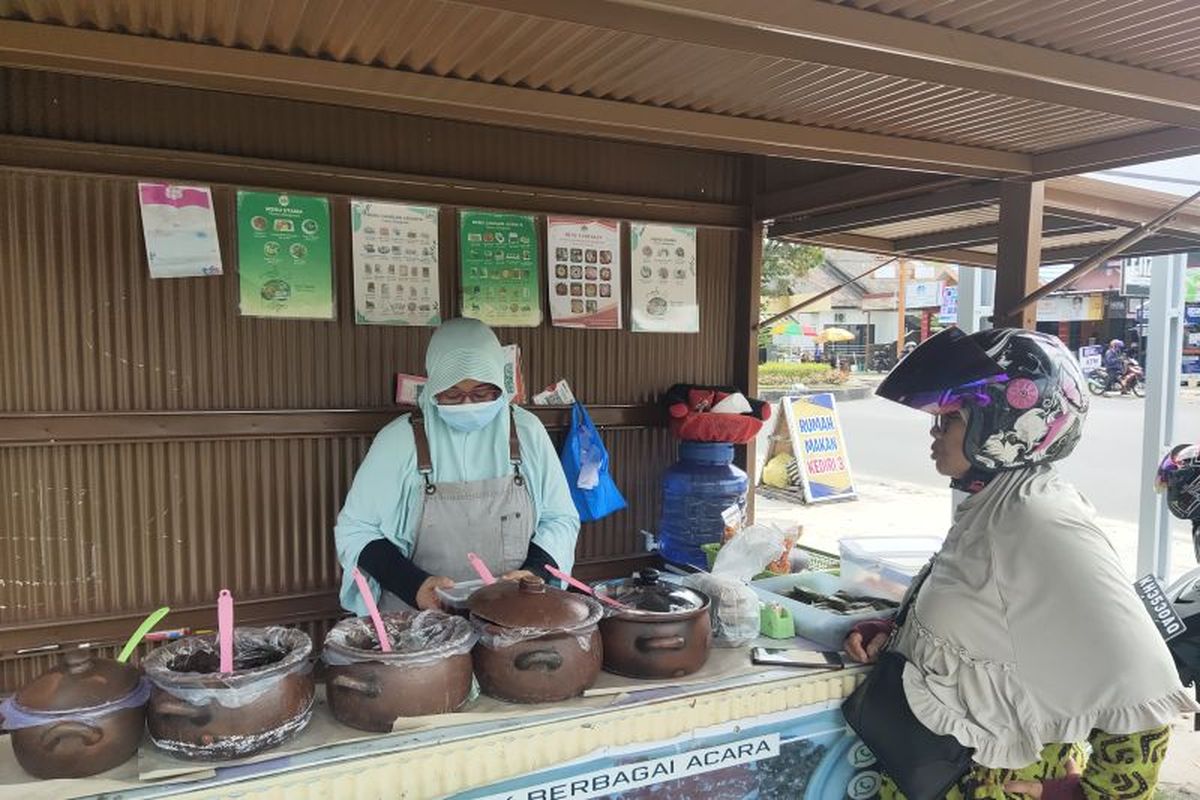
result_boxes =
[0,0,1166,155]
[853,207,1000,239]
[824,0,1200,79]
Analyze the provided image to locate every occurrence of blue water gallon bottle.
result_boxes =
[657,442,749,569]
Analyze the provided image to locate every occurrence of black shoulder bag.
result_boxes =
[841,566,975,800]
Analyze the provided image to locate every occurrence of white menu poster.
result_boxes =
[351,200,441,326]
[137,182,223,278]
[630,223,698,333]
[547,217,622,329]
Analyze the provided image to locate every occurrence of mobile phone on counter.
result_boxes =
[751,647,844,670]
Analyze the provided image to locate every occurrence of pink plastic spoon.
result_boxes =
[351,568,392,653]
[217,589,234,675]
[467,552,497,585]
[545,565,631,610]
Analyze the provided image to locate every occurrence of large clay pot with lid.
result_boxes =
[1,649,148,778]
[469,577,604,703]
[591,569,713,679]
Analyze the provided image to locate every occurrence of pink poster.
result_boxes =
[138,182,223,278]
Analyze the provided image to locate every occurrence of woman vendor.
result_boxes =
[335,318,580,614]
[844,328,1197,800]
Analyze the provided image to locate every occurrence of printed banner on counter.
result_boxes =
[783,393,856,503]
[630,223,698,333]
[138,182,223,278]
[547,217,622,329]
[237,190,334,319]
[351,200,440,326]
[460,211,541,327]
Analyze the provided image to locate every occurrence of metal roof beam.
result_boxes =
[468,0,1200,131]
[1041,235,1198,265]
[1044,185,1200,239]
[755,170,964,221]
[768,183,1000,239]
[784,233,998,269]
[0,20,1029,177]
[894,217,1111,253]
[1032,129,1200,179]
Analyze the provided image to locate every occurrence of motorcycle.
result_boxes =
[1086,359,1146,397]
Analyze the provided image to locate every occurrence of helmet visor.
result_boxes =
[876,328,1008,414]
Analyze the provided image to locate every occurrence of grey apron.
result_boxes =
[379,409,535,612]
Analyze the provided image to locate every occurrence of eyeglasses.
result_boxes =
[436,385,503,405]
[932,412,964,434]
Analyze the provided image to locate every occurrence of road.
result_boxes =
[835,390,1200,525]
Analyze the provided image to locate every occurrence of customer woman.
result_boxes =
[334,318,580,615]
[844,328,1196,799]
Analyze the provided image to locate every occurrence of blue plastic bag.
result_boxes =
[561,402,627,523]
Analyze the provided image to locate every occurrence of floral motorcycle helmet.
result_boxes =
[876,328,1089,472]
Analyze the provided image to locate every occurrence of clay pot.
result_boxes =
[142,626,314,760]
[3,650,147,779]
[592,569,712,679]
[324,610,475,732]
[469,577,603,703]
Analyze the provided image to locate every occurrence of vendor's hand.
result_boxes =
[1004,758,1082,799]
[415,575,455,610]
[500,569,538,583]
[844,630,888,664]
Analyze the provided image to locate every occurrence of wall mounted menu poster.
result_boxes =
[630,223,698,333]
[547,217,622,329]
[138,182,223,278]
[237,191,334,320]
[460,211,541,327]
[351,200,440,326]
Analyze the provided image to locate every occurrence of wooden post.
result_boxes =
[994,180,1045,330]
[737,220,765,524]
[896,257,908,359]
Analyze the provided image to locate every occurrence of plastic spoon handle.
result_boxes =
[351,568,392,653]
[467,552,497,585]
[117,606,171,663]
[545,565,629,610]
[217,589,234,675]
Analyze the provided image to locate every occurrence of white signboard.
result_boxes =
[138,182,223,278]
[1122,257,1154,298]
[905,280,944,308]
[476,735,780,800]
[351,200,441,326]
[1078,344,1103,371]
[937,285,958,324]
[547,217,622,329]
[630,223,698,333]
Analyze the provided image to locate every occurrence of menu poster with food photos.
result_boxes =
[460,211,542,327]
[630,223,698,333]
[138,182,223,278]
[547,217,622,329]
[236,190,334,319]
[351,200,441,326]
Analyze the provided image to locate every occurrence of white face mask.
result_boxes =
[435,397,506,432]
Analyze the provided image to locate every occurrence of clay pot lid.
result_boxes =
[16,649,141,712]
[469,577,601,630]
[593,569,709,616]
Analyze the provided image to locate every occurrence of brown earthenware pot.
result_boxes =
[592,569,712,679]
[468,577,603,704]
[4,650,147,779]
[142,626,314,761]
[324,610,475,732]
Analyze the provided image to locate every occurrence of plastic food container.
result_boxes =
[436,579,485,616]
[751,572,897,651]
[838,536,941,603]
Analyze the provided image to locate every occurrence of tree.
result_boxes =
[761,239,824,297]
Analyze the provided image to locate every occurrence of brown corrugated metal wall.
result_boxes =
[0,69,754,692]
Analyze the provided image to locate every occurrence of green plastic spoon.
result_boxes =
[117,606,171,663]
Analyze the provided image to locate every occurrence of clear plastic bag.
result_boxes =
[142,626,312,709]
[0,678,150,730]
[682,524,785,647]
[323,610,476,667]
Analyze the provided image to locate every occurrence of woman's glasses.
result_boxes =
[437,385,502,405]
[932,412,964,434]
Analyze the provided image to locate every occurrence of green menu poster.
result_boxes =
[460,211,542,327]
[237,190,335,319]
